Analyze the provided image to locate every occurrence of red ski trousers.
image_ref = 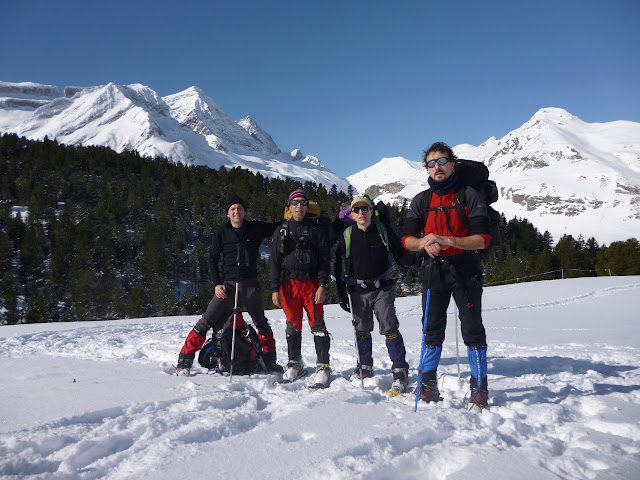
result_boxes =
[280,279,325,334]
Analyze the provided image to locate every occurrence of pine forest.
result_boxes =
[1,134,639,324]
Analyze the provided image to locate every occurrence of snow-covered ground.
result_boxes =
[1,276,639,479]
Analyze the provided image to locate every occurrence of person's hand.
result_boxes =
[215,284,227,299]
[422,234,445,258]
[272,292,282,308]
[338,291,350,313]
[315,285,326,305]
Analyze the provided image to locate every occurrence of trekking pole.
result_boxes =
[454,302,461,382]
[347,291,365,390]
[415,257,433,412]
[229,244,241,382]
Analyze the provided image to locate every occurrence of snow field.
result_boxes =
[1,276,639,479]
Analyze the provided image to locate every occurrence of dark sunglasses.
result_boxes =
[426,157,451,169]
[289,199,309,207]
[352,205,370,213]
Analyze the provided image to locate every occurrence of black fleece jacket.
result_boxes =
[210,220,280,285]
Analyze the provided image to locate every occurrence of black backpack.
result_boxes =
[420,159,501,263]
[198,322,266,375]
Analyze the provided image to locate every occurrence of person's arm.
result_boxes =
[401,191,427,252]
[334,233,347,292]
[254,220,283,240]
[464,186,492,249]
[315,225,329,305]
[421,233,486,257]
[269,228,284,301]
[209,228,224,286]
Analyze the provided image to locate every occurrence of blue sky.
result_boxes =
[3,0,639,179]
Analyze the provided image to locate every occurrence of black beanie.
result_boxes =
[224,194,247,214]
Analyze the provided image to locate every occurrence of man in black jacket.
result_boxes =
[177,194,280,375]
[335,195,410,394]
[269,189,331,387]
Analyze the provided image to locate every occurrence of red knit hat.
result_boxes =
[288,189,309,204]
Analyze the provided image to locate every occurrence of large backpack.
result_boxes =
[197,314,266,375]
[419,159,501,263]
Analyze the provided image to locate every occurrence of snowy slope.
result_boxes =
[1,276,639,479]
[0,81,349,191]
[0,81,60,130]
[348,108,640,245]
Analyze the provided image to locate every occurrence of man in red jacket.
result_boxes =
[402,142,492,412]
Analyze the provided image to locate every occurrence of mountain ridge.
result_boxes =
[0,80,348,191]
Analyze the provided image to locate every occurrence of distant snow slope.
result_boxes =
[348,108,640,244]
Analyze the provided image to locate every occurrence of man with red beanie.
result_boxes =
[269,189,332,388]
[176,194,281,376]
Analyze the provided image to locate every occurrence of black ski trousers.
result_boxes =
[194,278,272,336]
[421,257,486,347]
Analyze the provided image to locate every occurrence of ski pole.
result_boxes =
[347,290,365,390]
[229,244,241,382]
[415,288,431,412]
[454,301,461,382]
[415,257,434,412]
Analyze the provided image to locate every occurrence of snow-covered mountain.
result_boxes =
[348,108,640,245]
[0,80,349,191]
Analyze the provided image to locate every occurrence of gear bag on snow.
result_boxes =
[419,159,501,263]
[197,314,266,375]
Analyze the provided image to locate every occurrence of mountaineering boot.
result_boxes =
[385,331,408,368]
[467,345,488,412]
[176,352,195,376]
[467,388,489,413]
[313,330,331,365]
[176,327,207,375]
[417,371,442,403]
[355,331,373,366]
[309,363,331,389]
[420,345,442,373]
[258,331,283,372]
[389,367,409,395]
[351,364,374,380]
[282,361,306,383]
[286,331,303,364]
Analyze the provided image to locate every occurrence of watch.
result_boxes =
[319,284,327,289]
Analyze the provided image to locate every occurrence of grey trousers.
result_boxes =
[349,284,400,335]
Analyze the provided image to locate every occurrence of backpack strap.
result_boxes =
[419,189,433,229]
[278,220,289,255]
[373,219,397,271]
[454,187,471,229]
[342,225,353,277]
[420,187,472,233]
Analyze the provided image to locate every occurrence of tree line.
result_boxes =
[1,134,638,324]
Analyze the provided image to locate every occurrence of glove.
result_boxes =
[338,291,350,313]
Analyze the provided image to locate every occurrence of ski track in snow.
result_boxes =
[1,278,640,479]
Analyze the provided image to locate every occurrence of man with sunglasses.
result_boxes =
[270,189,332,387]
[402,142,492,412]
[335,195,411,394]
